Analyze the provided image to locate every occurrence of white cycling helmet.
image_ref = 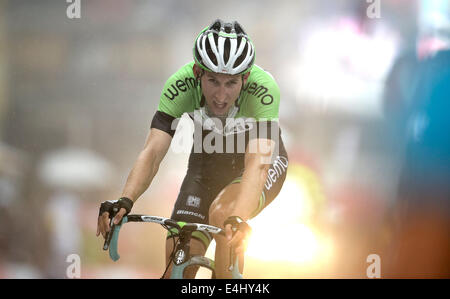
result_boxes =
[194,19,255,75]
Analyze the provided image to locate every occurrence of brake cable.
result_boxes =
[160,224,179,279]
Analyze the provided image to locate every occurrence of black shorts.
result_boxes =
[167,154,289,249]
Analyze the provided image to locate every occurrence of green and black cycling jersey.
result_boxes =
[156,61,280,122]
[150,61,288,247]
[151,61,287,172]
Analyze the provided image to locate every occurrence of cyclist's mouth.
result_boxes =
[213,101,227,110]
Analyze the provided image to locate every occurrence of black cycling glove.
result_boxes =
[98,197,134,218]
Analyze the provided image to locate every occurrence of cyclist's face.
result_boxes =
[196,67,249,117]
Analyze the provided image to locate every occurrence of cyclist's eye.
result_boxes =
[208,78,217,84]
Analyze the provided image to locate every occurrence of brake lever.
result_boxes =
[103,219,116,251]
[103,206,119,250]
[228,225,238,272]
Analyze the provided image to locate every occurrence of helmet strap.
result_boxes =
[234,74,246,110]
[196,69,205,107]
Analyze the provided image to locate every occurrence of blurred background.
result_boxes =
[0,0,448,278]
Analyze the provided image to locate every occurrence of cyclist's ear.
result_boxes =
[193,64,203,79]
[242,71,251,85]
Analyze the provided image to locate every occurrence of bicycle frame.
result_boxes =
[104,214,243,279]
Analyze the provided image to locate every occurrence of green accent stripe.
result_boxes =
[230,177,266,219]
[230,177,242,185]
[192,231,211,248]
[250,191,266,219]
[219,32,237,38]
[166,221,211,249]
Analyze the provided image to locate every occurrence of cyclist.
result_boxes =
[97,19,289,279]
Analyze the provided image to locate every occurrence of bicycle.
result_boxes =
[102,214,245,279]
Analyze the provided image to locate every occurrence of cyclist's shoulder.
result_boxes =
[242,65,280,103]
[163,61,198,90]
[239,65,280,119]
[159,61,200,117]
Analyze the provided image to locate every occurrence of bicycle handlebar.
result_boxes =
[103,214,226,262]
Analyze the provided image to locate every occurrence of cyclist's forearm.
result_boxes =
[230,138,274,220]
[232,160,269,220]
[121,148,162,202]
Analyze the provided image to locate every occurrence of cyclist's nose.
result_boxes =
[214,85,227,103]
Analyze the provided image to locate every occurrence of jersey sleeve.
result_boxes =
[157,62,198,118]
[150,110,177,137]
[242,66,280,122]
[152,62,199,136]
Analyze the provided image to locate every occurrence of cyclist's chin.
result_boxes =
[212,109,228,117]
[207,104,231,117]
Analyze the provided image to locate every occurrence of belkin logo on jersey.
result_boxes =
[223,119,254,136]
[170,110,280,159]
[191,110,279,158]
[201,117,254,136]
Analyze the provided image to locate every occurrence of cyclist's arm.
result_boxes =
[121,128,172,203]
[122,62,195,203]
[229,137,275,221]
[230,66,280,220]
[97,127,172,235]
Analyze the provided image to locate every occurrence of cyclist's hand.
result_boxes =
[96,208,127,239]
[96,198,134,239]
[112,208,127,225]
[224,216,252,254]
[96,210,111,239]
[225,225,250,254]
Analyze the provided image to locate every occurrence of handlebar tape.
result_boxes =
[108,216,128,262]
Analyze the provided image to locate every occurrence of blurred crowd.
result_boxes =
[0,0,448,278]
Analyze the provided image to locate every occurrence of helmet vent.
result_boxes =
[194,19,255,74]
